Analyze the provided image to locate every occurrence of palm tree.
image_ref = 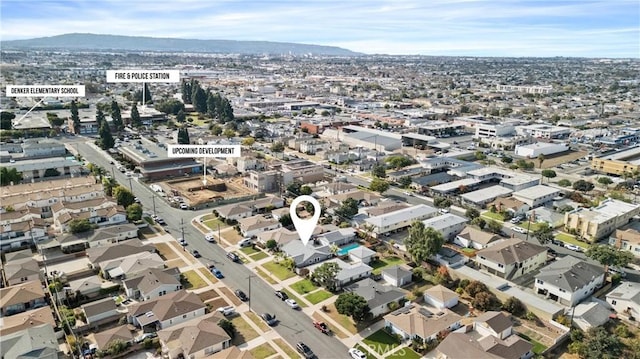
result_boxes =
[329,244,339,257]
[361,223,375,242]
[537,154,545,168]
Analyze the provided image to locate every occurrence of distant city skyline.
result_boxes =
[1,0,638,58]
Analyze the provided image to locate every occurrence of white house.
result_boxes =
[282,240,332,268]
[534,256,604,307]
[606,281,640,321]
[513,185,560,208]
[475,238,547,281]
[363,204,437,238]
[424,285,459,309]
[454,226,504,250]
[237,215,281,238]
[82,297,119,325]
[215,204,252,221]
[382,265,413,287]
[123,268,182,301]
[348,246,376,264]
[384,305,462,342]
[422,213,468,241]
[129,290,206,330]
[346,278,405,317]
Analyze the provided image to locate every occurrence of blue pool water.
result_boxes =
[337,243,361,256]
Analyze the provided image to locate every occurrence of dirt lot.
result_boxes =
[539,150,587,169]
[158,176,256,206]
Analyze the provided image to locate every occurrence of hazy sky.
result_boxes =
[1,0,638,57]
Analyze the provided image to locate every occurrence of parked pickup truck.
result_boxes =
[313,321,331,335]
[216,306,235,316]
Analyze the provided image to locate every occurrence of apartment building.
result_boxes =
[281,159,324,185]
[609,223,640,259]
[564,198,640,242]
[512,185,560,208]
[363,204,437,238]
[243,170,280,193]
[475,239,547,280]
[591,146,640,176]
[535,256,604,307]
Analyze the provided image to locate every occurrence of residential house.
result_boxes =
[422,213,468,241]
[0,280,47,316]
[361,201,409,217]
[609,223,640,259]
[0,209,47,249]
[534,256,605,307]
[0,306,56,336]
[564,198,640,242]
[331,259,373,289]
[606,281,640,321]
[345,278,405,317]
[52,197,127,232]
[486,197,530,218]
[348,246,376,264]
[317,228,357,247]
[215,204,253,221]
[460,186,514,208]
[124,268,182,301]
[331,190,382,207]
[363,204,437,238]
[256,227,300,247]
[424,285,459,309]
[93,325,134,351]
[210,346,255,359]
[571,301,612,331]
[0,324,59,359]
[86,239,156,267]
[324,182,358,195]
[281,240,332,268]
[238,215,281,238]
[475,311,516,340]
[57,223,138,253]
[129,290,206,330]
[475,239,547,280]
[512,185,560,208]
[67,276,103,299]
[384,305,462,342]
[454,226,504,250]
[2,250,40,286]
[100,251,165,279]
[381,265,413,287]
[252,196,285,213]
[82,297,119,326]
[158,312,232,359]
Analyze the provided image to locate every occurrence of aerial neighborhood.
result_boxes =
[1,36,639,359]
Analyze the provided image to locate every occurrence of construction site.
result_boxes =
[157,175,255,207]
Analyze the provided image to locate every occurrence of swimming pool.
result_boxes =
[337,242,361,256]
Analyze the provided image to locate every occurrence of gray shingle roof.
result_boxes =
[536,256,604,292]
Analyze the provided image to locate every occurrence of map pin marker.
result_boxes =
[290,195,321,246]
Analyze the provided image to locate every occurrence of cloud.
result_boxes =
[0,0,638,57]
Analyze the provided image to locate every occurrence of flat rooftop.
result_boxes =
[597,146,640,162]
[460,185,513,203]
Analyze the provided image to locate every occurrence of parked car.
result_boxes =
[227,252,240,262]
[212,268,224,279]
[438,208,450,214]
[296,342,315,359]
[261,313,277,326]
[313,321,331,335]
[608,266,627,277]
[348,348,367,359]
[178,238,187,246]
[510,216,522,224]
[238,238,253,248]
[191,250,201,258]
[512,227,527,234]
[205,233,216,242]
[155,218,166,225]
[216,306,235,316]
[179,203,189,210]
[564,244,582,252]
[235,289,248,301]
[275,290,288,301]
[134,332,157,343]
[285,299,299,309]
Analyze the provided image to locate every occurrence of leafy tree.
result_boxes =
[434,266,451,285]
[501,156,513,164]
[177,127,190,144]
[558,179,572,187]
[335,198,359,220]
[472,217,486,229]
[586,245,634,271]
[371,163,386,178]
[47,112,65,127]
[271,141,285,153]
[113,185,135,208]
[193,87,207,113]
[130,102,141,127]
[532,222,554,245]
[404,221,444,264]
[398,176,412,188]
[102,177,116,197]
[266,239,278,251]
[369,178,390,193]
[0,111,15,130]
[385,155,414,170]
[300,185,312,195]
[69,100,81,132]
[286,182,302,196]
[126,203,142,221]
[223,129,235,138]
[44,168,61,177]
[211,124,223,136]
[68,219,92,234]
[598,176,613,185]
[573,179,594,192]
[503,297,526,317]
[465,281,489,297]
[242,137,255,146]
[433,196,452,208]
[110,101,123,131]
[311,262,340,291]
[0,167,22,186]
[335,292,370,322]
[465,207,480,220]
[98,122,115,150]
[279,213,293,227]
[485,220,503,234]
[473,291,497,311]
[541,169,557,182]
[143,83,153,104]
[475,151,487,160]
[577,326,623,359]
[218,319,235,338]
[181,79,193,104]
[176,110,186,122]
[155,99,185,115]
[537,154,545,168]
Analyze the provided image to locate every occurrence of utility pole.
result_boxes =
[127,176,133,191]
[150,195,156,216]
[247,274,256,311]
[180,218,185,241]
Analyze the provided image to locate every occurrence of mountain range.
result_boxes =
[1,33,360,56]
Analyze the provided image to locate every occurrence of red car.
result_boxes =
[313,321,330,335]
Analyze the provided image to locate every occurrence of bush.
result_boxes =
[503,297,526,317]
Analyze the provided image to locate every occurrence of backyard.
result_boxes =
[370,256,406,275]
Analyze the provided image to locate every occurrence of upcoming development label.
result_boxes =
[6,85,85,97]
[167,145,241,158]
[106,70,180,83]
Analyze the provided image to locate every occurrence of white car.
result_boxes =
[216,306,235,316]
[348,348,367,359]
[564,244,582,252]
[512,227,527,234]
[438,208,450,214]
[285,299,299,309]
[179,203,189,210]
[205,233,216,242]
[238,238,253,248]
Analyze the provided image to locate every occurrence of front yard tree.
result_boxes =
[113,185,135,208]
[404,221,444,264]
[335,198,359,220]
[218,319,235,339]
[573,179,594,192]
[485,220,503,234]
[68,219,92,234]
[369,178,390,194]
[311,262,340,291]
[532,222,554,245]
[586,245,634,272]
[126,203,143,221]
[371,163,386,178]
[541,169,556,182]
[465,207,480,220]
[398,176,412,188]
[335,292,370,322]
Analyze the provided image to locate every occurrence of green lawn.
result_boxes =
[370,256,406,275]
[230,316,259,345]
[249,343,277,359]
[203,217,229,231]
[262,261,296,281]
[482,211,505,221]
[290,279,318,295]
[363,329,401,356]
[255,267,277,284]
[327,303,357,334]
[305,290,333,304]
[354,344,376,359]
[273,338,300,359]
[391,348,421,359]
[240,246,261,255]
[517,333,547,354]
[181,270,207,290]
[280,288,308,308]
[521,221,548,232]
[250,251,269,261]
[555,232,589,248]
[143,216,154,225]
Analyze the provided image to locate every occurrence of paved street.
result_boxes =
[72,139,350,359]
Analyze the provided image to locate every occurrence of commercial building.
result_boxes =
[512,185,560,208]
[474,123,516,139]
[118,140,200,180]
[514,142,569,158]
[564,198,640,242]
[460,186,514,208]
[591,146,640,176]
[467,167,540,192]
[496,84,552,94]
[517,124,571,139]
[280,159,324,185]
